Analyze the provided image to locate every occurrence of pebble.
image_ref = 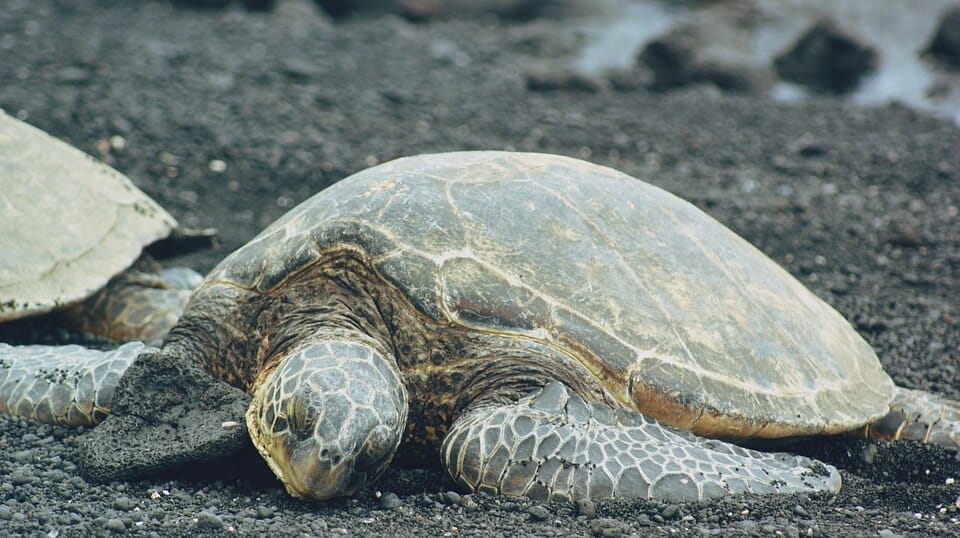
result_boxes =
[104,518,126,532]
[527,505,550,521]
[196,511,224,530]
[442,491,462,505]
[113,496,135,511]
[661,505,680,519]
[380,492,402,510]
[576,499,597,517]
[8,469,33,486]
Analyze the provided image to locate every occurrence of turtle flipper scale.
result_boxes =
[862,386,960,449]
[0,342,145,426]
[442,381,841,502]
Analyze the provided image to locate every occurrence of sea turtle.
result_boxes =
[1,151,958,502]
[0,110,213,343]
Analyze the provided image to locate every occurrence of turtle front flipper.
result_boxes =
[860,386,960,449]
[442,382,841,502]
[0,342,145,425]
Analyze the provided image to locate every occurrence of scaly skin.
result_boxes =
[443,382,841,502]
[247,339,408,501]
[59,267,202,343]
[859,387,960,449]
[0,342,146,426]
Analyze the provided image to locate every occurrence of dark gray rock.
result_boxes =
[381,492,403,509]
[104,518,126,532]
[525,69,606,92]
[170,0,277,9]
[313,0,581,21]
[639,23,770,93]
[196,510,225,530]
[79,349,252,482]
[926,6,960,69]
[527,505,550,521]
[774,19,878,93]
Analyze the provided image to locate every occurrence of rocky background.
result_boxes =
[1,0,960,535]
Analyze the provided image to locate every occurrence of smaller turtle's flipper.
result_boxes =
[861,386,960,449]
[0,342,145,425]
[58,267,203,343]
[442,381,841,502]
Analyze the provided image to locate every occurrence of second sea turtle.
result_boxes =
[0,110,213,344]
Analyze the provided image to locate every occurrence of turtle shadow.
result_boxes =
[789,436,960,485]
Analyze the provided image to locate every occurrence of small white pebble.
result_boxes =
[947,477,956,485]
[209,159,227,173]
[221,421,240,429]
[110,135,126,151]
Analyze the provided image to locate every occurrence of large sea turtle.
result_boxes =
[0,110,212,343]
[1,151,958,502]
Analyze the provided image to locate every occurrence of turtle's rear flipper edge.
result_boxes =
[80,348,252,482]
[860,386,960,451]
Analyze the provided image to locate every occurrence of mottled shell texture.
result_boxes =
[206,151,895,437]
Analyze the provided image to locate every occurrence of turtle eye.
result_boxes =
[289,397,316,440]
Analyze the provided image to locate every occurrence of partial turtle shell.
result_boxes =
[0,110,177,320]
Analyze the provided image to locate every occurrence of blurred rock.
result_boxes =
[313,0,581,21]
[638,22,771,94]
[171,0,276,9]
[172,0,232,6]
[925,5,960,69]
[774,19,878,94]
[526,68,607,92]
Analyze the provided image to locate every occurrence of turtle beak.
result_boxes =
[244,357,403,501]
[245,342,409,501]
[246,395,385,501]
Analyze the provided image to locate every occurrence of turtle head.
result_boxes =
[246,341,408,501]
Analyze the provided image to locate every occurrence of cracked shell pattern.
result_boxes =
[443,382,841,502]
